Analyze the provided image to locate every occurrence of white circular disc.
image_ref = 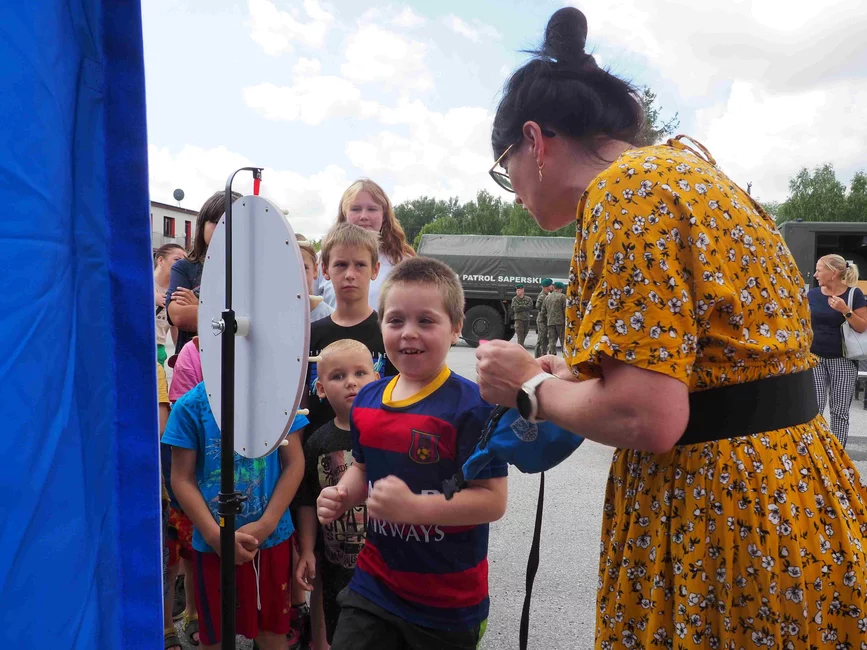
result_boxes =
[198,195,310,458]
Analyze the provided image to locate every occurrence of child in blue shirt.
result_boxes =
[163,381,307,650]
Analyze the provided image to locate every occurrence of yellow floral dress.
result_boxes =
[564,137,867,649]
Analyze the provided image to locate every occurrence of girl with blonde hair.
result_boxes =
[314,179,415,310]
[809,253,867,446]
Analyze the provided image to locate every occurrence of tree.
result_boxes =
[394,196,463,246]
[777,164,847,224]
[635,87,680,147]
[413,215,463,248]
[757,200,782,223]
[463,190,507,236]
[845,171,867,222]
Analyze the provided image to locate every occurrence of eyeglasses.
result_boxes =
[489,144,515,193]
[488,129,556,194]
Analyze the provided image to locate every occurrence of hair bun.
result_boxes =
[542,7,589,66]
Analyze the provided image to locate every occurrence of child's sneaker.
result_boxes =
[287,602,311,650]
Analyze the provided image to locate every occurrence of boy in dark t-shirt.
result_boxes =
[295,339,380,643]
[304,222,397,441]
[293,222,397,644]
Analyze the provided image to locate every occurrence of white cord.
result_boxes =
[253,551,262,611]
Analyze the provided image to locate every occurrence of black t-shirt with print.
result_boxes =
[298,420,368,642]
[304,311,396,443]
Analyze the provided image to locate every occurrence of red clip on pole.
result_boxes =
[253,177,261,196]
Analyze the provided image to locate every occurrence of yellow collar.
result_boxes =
[382,366,451,408]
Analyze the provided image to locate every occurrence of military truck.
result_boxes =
[417,234,574,346]
[780,221,867,291]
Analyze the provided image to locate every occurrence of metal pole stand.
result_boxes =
[217,167,263,650]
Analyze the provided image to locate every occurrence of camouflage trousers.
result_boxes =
[515,320,529,347]
[547,324,565,356]
[534,319,548,358]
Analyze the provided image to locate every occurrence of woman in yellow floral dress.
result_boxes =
[475,7,867,648]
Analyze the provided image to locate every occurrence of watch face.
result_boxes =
[517,389,532,420]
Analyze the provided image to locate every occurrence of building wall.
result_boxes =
[150,201,198,253]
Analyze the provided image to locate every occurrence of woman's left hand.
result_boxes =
[828,295,849,314]
[475,340,546,407]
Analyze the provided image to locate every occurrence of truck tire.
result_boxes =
[462,305,505,347]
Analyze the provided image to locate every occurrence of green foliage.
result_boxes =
[394,197,463,246]
[846,171,867,222]
[408,189,577,249]
[635,87,680,147]
[773,165,867,225]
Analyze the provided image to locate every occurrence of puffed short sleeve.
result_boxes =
[564,164,699,384]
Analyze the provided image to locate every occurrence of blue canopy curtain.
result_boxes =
[0,2,161,647]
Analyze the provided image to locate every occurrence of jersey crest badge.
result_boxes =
[409,429,440,464]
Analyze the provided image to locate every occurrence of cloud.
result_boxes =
[345,100,502,205]
[243,78,379,125]
[148,144,349,236]
[341,24,433,91]
[357,5,426,29]
[292,57,321,76]
[576,0,867,97]
[697,80,867,200]
[391,7,426,29]
[566,0,867,200]
[249,0,333,56]
[443,14,501,43]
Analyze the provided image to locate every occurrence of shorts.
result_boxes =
[167,507,194,566]
[330,589,486,650]
[193,539,293,646]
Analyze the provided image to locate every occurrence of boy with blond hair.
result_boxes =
[318,257,508,650]
[295,339,380,644]
[293,223,397,646]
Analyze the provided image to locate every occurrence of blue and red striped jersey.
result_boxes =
[348,366,508,631]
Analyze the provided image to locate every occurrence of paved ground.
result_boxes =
[168,333,867,649]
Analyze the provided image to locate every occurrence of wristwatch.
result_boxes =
[516,372,555,423]
[846,311,854,319]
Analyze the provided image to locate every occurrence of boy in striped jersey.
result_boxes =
[317,257,508,650]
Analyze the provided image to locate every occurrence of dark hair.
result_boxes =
[492,7,643,158]
[153,243,185,269]
[187,191,242,264]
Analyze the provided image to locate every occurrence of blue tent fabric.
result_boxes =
[0,2,161,648]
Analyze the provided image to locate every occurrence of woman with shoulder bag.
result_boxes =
[809,254,867,447]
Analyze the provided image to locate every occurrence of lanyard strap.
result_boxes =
[519,472,545,650]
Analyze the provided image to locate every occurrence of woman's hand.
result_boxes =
[172,287,199,307]
[475,340,546,407]
[155,291,166,308]
[828,295,849,314]
[536,354,574,380]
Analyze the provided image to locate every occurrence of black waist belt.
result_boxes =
[679,370,818,445]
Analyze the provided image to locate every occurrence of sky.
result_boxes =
[142,0,867,237]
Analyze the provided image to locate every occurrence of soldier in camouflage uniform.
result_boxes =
[534,278,553,358]
[546,281,567,356]
[510,284,534,347]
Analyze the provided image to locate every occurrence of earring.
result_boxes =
[538,163,544,183]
